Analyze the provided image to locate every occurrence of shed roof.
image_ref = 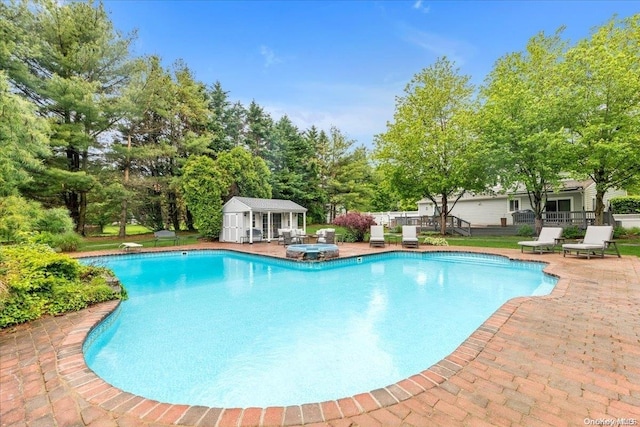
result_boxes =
[226,196,307,213]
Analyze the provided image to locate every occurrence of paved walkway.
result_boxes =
[1,243,639,427]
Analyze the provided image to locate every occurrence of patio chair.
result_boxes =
[281,230,295,246]
[277,228,289,245]
[369,225,386,247]
[401,225,419,248]
[562,225,620,259]
[317,228,335,244]
[246,228,263,243]
[518,227,563,254]
[320,230,335,244]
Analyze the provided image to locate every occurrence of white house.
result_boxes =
[416,179,626,227]
[220,197,307,243]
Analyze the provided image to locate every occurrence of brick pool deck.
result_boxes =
[1,242,639,427]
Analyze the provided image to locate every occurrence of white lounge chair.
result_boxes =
[401,225,419,248]
[119,242,143,252]
[562,225,620,259]
[518,227,563,254]
[369,225,386,247]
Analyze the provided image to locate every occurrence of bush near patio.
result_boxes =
[0,244,124,328]
[332,212,376,242]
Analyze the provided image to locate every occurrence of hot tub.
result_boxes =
[285,244,339,261]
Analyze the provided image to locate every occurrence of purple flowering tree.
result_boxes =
[333,212,377,242]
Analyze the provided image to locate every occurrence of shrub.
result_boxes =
[614,226,640,239]
[29,231,83,252]
[332,212,377,242]
[517,224,535,237]
[0,244,124,328]
[0,196,43,243]
[48,231,83,252]
[36,208,75,234]
[562,225,584,239]
[422,236,449,246]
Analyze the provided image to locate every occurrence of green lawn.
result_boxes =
[100,225,153,236]
[77,225,640,257]
[79,230,201,252]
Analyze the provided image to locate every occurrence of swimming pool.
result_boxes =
[82,250,556,408]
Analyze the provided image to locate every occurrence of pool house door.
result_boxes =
[223,213,241,242]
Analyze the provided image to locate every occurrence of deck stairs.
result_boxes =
[425,215,472,236]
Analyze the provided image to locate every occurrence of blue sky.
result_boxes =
[104,1,638,147]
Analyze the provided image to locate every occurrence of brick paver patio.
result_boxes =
[1,242,639,426]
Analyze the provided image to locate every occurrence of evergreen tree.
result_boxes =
[1,0,136,234]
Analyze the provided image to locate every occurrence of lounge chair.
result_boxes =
[518,227,563,254]
[119,242,143,252]
[402,225,419,248]
[369,225,386,247]
[562,225,620,259]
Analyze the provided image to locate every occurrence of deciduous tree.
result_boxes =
[561,14,640,224]
[181,156,225,239]
[479,31,570,233]
[375,57,488,234]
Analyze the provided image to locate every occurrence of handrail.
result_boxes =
[424,215,472,236]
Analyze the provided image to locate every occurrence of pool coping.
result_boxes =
[3,243,638,426]
[62,248,561,426]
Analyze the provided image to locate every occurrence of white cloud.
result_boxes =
[398,23,474,65]
[413,0,430,14]
[259,45,282,68]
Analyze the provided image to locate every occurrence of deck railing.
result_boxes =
[512,210,601,228]
[419,215,472,236]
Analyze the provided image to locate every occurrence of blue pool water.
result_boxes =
[82,251,556,407]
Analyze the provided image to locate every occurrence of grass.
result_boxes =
[79,230,201,252]
[75,224,640,257]
[100,225,153,236]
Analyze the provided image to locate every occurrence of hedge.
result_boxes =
[610,196,640,214]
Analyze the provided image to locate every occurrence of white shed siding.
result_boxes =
[223,198,250,213]
[220,197,308,243]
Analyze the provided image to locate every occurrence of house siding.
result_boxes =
[415,183,626,227]
[584,184,626,211]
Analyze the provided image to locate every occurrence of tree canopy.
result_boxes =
[1,0,637,240]
[479,31,570,232]
[561,14,640,223]
[375,57,490,234]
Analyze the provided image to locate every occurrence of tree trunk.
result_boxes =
[185,208,195,231]
[440,194,448,235]
[77,192,87,236]
[594,187,606,225]
[118,200,128,238]
[119,135,131,238]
